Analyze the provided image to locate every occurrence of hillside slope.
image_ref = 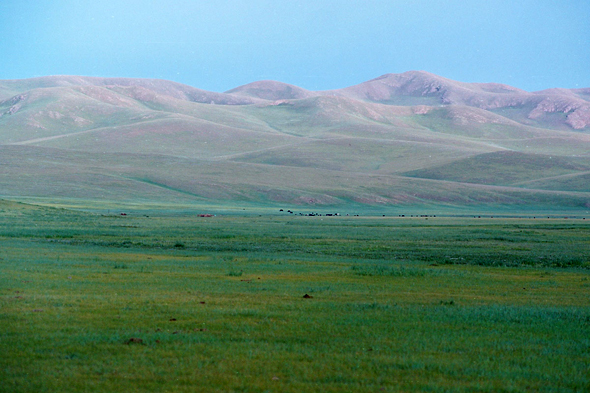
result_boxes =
[1,72,589,210]
[325,71,590,130]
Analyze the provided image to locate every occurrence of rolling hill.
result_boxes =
[1,72,589,211]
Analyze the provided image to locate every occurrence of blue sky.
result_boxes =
[1,0,588,92]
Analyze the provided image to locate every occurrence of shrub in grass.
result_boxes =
[354,302,394,311]
[351,264,428,277]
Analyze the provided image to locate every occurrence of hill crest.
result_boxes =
[225,80,315,100]
[1,71,590,209]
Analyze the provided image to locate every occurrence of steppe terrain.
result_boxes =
[2,72,589,392]
[2,71,589,211]
[1,201,589,392]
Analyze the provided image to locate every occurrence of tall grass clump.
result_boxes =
[351,264,429,277]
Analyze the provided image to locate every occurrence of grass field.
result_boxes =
[1,200,589,392]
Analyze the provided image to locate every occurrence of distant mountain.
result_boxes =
[325,71,590,130]
[225,80,315,101]
[0,75,261,105]
[1,72,589,209]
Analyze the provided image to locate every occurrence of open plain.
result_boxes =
[1,200,589,392]
[2,1,590,391]
[2,72,590,391]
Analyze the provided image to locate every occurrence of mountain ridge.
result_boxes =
[3,71,590,130]
[1,71,589,209]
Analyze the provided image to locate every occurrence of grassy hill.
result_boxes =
[1,73,589,211]
[404,151,590,186]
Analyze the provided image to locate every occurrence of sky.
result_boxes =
[1,0,589,92]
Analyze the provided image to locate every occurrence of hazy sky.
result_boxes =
[1,0,588,92]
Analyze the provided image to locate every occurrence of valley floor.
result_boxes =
[1,200,589,392]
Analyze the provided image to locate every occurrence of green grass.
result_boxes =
[4,143,590,210]
[1,200,589,392]
[404,151,590,187]
[515,172,590,192]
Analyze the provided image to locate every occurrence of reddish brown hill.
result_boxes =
[535,88,590,102]
[1,72,590,208]
[225,80,315,101]
[3,73,589,130]
[321,71,590,130]
[0,76,260,105]
[571,88,590,102]
[219,71,590,130]
[323,71,525,103]
[2,72,589,135]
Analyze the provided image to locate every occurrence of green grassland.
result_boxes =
[3,144,590,209]
[1,200,589,392]
[3,76,589,391]
[404,151,590,186]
